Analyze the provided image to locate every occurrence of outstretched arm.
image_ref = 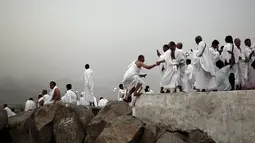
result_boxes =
[141,63,157,70]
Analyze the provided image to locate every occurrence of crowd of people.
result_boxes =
[120,35,255,105]
[3,64,109,117]
[3,35,255,117]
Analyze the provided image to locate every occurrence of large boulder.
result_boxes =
[140,123,166,143]
[188,129,215,143]
[95,115,143,143]
[53,103,84,143]
[0,110,8,130]
[156,132,186,143]
[85,101,132,143]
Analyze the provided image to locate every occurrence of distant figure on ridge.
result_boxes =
[45,81,61,104]
[144,86,154,94]
[83,64,95,106]
[4,104,16,117]
[25,98,36,111]
[122,55,159,102]
[98,97,108,107]
[61,84,77,104]
[118,84,125,101]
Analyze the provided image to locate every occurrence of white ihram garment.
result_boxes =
[43,94,50,102]
[5,107,16,117]
[158,54,166,87]
[118,89,125,101]
[209,48,220,72]
[84,69,95,103]
[93,96,97,106]
[183,64,195,92]
[221,43,233,64]
[122,60,144,91]
[161,49,179,89]
[25,100,36,111]
[193,41,216,90]
[79,92,90,106]
[61,90,77,104]
[216,66,232,91]
[98,98,108,107]
[175,48,186,87]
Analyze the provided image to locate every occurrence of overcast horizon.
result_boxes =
[1,0,255,104]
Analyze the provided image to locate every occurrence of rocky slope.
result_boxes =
[0,101,215,143]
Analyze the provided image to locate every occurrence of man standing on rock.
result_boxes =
[45,81,61,104]
[83,64,95,106]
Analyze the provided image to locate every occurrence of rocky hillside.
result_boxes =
[0,101,215,143]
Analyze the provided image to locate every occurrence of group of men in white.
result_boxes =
[120,35,255,106]
[3,64,109,118]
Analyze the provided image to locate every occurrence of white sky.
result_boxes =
[0,0,255,99]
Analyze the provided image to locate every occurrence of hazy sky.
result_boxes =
[0,0,255,100]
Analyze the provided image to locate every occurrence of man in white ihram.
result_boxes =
[61,84,77,104]
[157,45,169,93]
[4,104,16,117]
[83,64,95,106]
[98,97,108,107]
[193,36,216,92]
[25,98,36,111]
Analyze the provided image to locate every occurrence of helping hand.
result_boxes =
[156,61,161,66]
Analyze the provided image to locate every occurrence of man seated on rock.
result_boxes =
[215,60,235,91]
[37,94,44,107]
[25,98,36,111]
[79,92,90,106]
[98,97,108,107]
[61,84,77,104]
[44,81,61,105]
[3,104,16,117]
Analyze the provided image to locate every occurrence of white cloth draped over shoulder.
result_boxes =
[216,66,232,91]
[61,90,77,104]
[221,43,233,64]
[209,48,220,72]
[193,41,216,90]
[44,86,58,105]
[183,64,195,92]
[158,54,166,87]
[161,49,179,89]
[98,98,108,107]
[4,107,16,117]
[43,94,50,103]
[25,100,36,111]
[122,60,144,91]
[79,92,90,106]
[175,48,186,87]
[84,69,95,103]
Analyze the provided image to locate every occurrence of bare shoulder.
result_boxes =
[135,61,142,67]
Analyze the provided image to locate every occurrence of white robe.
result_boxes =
[98,98,108,107]
[158,54,166,87]
[4,107,16,117]
[216,66,232,91]
[232,46,242,86]
[122,60,144,91]
[161,49,179,89]
[38,97,44,107]
[183,64,195,92]
[79,97,90,106]
[221,43,233,64]
[43,94,50,102]
[193,41,216,90]
[25,100,36,111]
[84,69,95,103]
[44,86,58,105]
[209,47,220,72]
[118,89,125,101]
[175,49,186,87]
[61,90,77,104]
[93,96,97,106]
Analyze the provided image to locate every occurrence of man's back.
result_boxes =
[216,66,232,91]
[25,100,36,111]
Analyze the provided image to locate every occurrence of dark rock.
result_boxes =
[95,115,143,143]
[0,109,8,130]
[86,101,132,143]
[140,123,166,143]
[53,104,84,143]
[156,132,186,143]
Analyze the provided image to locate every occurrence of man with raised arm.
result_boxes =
[122,55,158,102]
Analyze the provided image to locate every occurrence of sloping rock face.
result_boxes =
[95,115,143,143]
[0,110,8,130]
[2,100,216,143]
[85,101,132,143]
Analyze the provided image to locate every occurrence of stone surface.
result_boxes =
[95,115,143,143]
[140,122,166,143]
[0,109,8,130]
[86,101,132,143]
[188,129,215,143]
[135,90,255,143]
[156,132,185,143]
[53,104,84,143]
